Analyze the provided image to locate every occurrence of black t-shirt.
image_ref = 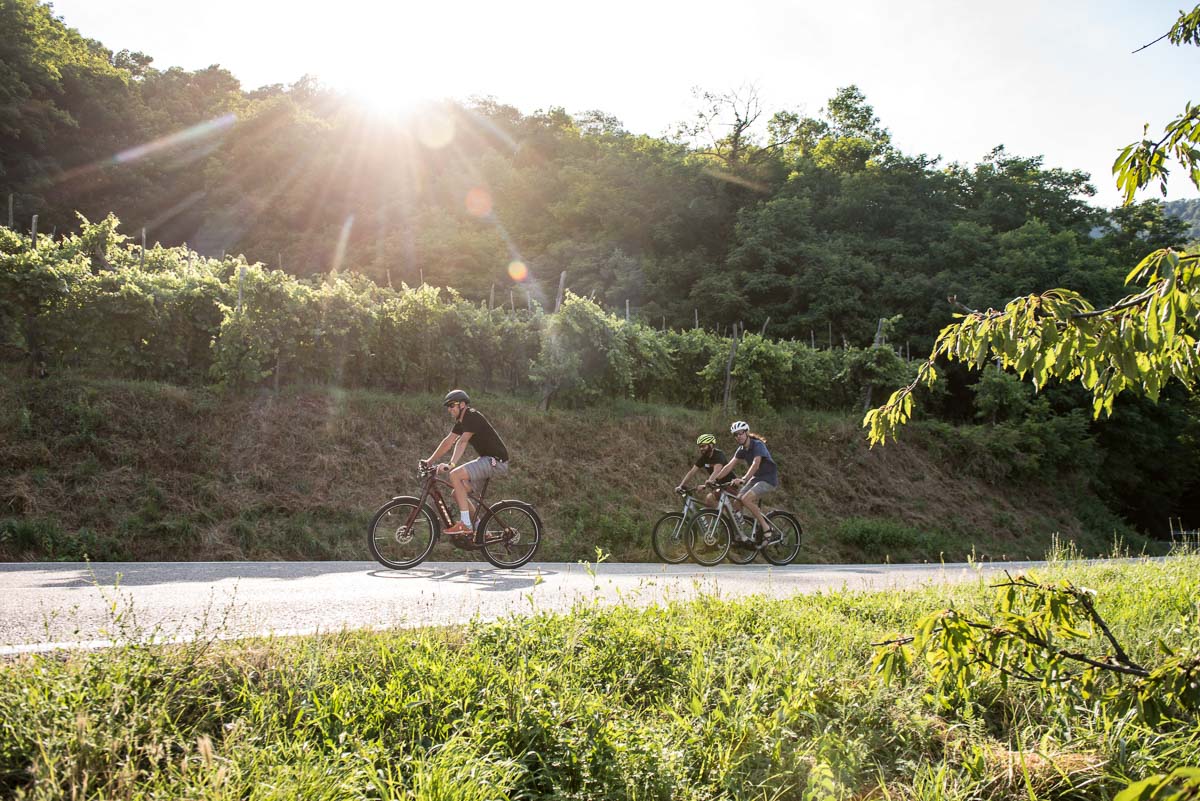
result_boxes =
[452,408,509,462]
[694,448,733,484]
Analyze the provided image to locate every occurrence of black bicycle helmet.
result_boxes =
[443,389,470,406]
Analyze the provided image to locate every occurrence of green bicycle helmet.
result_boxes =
[696,434,717,446]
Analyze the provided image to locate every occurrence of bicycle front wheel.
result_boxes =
[651,512,690,564]
[368,497,438,569]
[686,510,731,566]
[479,501,542,569]
[762,511,802,566]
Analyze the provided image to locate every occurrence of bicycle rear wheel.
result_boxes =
[651,512,690,564]
[762,511,802,566]
[368,497,438,569]
[479,501,542,568]
[686,510,731,566]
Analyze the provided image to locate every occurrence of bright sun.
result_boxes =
[341,70,439,117]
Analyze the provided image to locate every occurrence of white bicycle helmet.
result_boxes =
[730,420,749,434]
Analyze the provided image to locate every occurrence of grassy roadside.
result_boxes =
[1,550,1196,800]
[1,372,1155,564]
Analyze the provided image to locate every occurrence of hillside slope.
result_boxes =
[0,374,1149,563]
[1164,197,1200,241]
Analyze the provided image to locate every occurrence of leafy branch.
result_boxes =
[864,248,1200,445]
[1116,4,1200,203]
[871,572,1200,725]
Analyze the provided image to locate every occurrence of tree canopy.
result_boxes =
[2,0,1189,356]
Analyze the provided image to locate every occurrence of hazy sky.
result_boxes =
[47,0,1200,208]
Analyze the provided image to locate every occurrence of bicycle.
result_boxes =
[685,483,801,567]
[651,486,707,563]
[368,461,542,570]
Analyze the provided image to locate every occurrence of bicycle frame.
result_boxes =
[413,467,493,541]
[710,485,765,539]
[677,490,701,519]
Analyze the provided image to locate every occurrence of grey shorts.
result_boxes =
[738,480,776,499]
[462,456,509,485]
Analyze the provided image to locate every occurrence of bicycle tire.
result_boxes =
[761,511,802,566]
[686,510,731,566]
[651,512,691,564]
[478,500,542,568]
[368,496,438,569]
[726,528,758,564]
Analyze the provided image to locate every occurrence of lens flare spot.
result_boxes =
[465,187,493,217]
[415,106,455,149]
[508,260,528,282]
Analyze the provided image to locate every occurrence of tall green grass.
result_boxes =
[1,550,1197,799]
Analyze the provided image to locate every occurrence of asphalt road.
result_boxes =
[0,559,1046,655]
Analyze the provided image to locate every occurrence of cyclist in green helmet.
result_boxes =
[676,433,734,509]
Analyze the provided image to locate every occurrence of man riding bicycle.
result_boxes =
[424,389,509,537]
[707,420,781,545]
[676,434,734,509]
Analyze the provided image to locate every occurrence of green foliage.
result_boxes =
[866,248,1200,445]
[531,292,636,407]
[1114,100,1200,205]
[0,517,127,561]
[872,572,1200,726]
[1113,1,1200,205]
[8,227,927,412]
[970,368,1035,423]
[1117,767,1200,801]
[835,517,943,560]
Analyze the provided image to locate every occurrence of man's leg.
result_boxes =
[449,467,474,524]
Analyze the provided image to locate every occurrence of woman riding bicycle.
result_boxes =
[676,434,734,509]
[708,421,781,545]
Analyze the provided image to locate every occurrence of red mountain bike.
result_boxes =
[368,462,542,569]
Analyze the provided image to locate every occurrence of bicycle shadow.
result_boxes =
[366,564,556,592]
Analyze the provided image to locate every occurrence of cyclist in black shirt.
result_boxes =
[676,433,733,509]
[424,389,510,536]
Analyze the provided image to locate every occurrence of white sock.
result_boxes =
[460,511,471,527]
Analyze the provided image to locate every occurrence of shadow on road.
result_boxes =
[367,565,556,592]
[15,561,386,588]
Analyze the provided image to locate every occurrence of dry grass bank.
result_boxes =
[0,373,1148,562]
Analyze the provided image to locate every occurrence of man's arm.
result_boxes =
[446,432,474,469]
[710,457,741,483]
[677,466,699,490]
[427,432,459,463]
